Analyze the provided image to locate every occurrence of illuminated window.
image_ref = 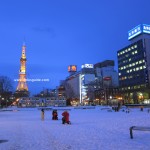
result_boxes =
[130,69,132,72]
[139,60,142,64]
[125,54,129,57]
[129,58,131,61]
[119,73,121,76]
[140,66,143,70]
[132,63,135,66]
[134,45,137,48]
[128,48,131,51]
[136,67,139,71]
[136,62,138,65]
[127,70,129,73]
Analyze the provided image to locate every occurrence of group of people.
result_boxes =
[41,108,71,124]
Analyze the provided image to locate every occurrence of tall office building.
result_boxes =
[117,24,150,103]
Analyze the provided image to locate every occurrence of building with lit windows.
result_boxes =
[61,64,95,105]
[117,24,150,104]
[94,60,119,104]
[80,64,95,104]
[63,62,119,105]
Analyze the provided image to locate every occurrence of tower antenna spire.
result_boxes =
[23,36,26,46]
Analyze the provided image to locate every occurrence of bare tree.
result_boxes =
[0,76,13,93]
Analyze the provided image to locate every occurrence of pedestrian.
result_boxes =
[41,108,45,121]
[52,110,58,120]
[62,110,71,124]
[126,106,130,113]
[140,105,144,111]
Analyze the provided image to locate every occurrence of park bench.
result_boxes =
[129,126,150,139]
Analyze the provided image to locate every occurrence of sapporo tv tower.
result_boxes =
[15,43,29,97]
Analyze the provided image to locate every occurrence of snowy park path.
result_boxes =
[0,107,150,150]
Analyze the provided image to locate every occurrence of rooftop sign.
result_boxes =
[128,24,150,40]
[81,64,93,68]
[143,24,150,34]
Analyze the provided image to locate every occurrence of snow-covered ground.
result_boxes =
[0,106,150,150]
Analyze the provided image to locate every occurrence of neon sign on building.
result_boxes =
[128,24,150,40]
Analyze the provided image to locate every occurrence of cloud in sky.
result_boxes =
[32,27,56,38]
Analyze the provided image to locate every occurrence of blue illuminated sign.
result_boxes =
[128,24,150,40]
[143,24,150,34]
[128,24,142,40]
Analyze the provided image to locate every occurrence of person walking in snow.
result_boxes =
[62,110,71,124]
[41,108,45,121]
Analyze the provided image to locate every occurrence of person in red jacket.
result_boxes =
[62,111,71,124]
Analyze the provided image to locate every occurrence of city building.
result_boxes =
[18,97,66,107]
[94,60,119,104]
[60,64,95,105]
[94,60,119,87]
[61,70,81,105]
[80,64,95,104]
[117,24,150,104]
[60,62,119,105]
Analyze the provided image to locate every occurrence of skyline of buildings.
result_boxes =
[1,1,150,95]
[1,23,150,105]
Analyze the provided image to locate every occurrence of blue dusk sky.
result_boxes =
[0,0,150,95]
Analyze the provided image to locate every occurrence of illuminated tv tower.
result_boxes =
[16,43,29,96]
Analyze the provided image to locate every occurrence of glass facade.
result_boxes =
[118,39,148,91]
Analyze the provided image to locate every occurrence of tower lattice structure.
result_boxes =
[16,44,28,95]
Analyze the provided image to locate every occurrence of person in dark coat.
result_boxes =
[41,108,45,121]
[62,111,71,124]
[52,110,58,120]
